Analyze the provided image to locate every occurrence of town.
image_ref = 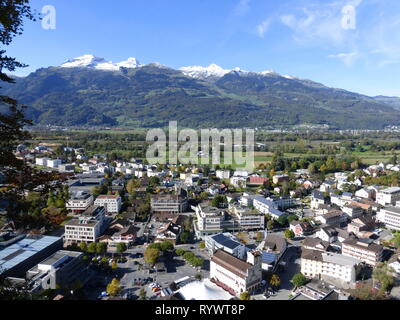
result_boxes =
[1,134,400,301]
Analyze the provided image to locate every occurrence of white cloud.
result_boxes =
[257,19,272,38]
[328,52,360,66]
[233,0,250,16]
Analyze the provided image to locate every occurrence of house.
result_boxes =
[355,188,375,200]
[342,238,384,266]
[272,174,289,184]
[320,180,337,193]
[210,250,263,296]
[316,226,339,243]
[289,220,314,237]
[216,170,231,180]
[230,176,247,188]
[347,216,376,236]
[259,234,287,272]
[315,210,347,226]
[342,204,364,219]
[47,159,62,169]
[229,206,265,231]
[303,237,332,252]
[248,176,268,186]
[311,191,330,210]
[155,222,182,244]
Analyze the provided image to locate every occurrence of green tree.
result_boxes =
[211,195,227,208]
[267,220,274,230]
[96,242,107,255]
[116,242,127,255]
[87,242,97,254]
[79,242,88,253]
[291,273,308,288]
[199,242,206,249]
[240,291,250,300]
[144,248,160,266]
[284,229,295,239]
[270,274,281,288]
[372,262,395,292]
[106,278,121,297]
[160,241,174,252]
[139,288,147,300]
[179,231,190,243]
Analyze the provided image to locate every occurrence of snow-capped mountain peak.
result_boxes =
[180,64,231,79]
[60,55,142,71]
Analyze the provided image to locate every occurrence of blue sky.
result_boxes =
[7,0,400,96]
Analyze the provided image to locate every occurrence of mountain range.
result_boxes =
[1,54,400,129]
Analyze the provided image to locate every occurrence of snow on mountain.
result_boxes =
[179,64,232,79]
[60,54,142,71]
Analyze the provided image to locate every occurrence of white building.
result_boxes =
[94,195,122,214]
[342,239,383,266]
[210,250,262,296]
[47,159,62,168]
[205,233,247,260]
[66,191,94,213]
[376,206,400,231]
[376,187,400,206]
[216,170,231,180]
[230,176,247,188]
[35,158,48,167]
[301,250,361,284]
[64,206,106,244]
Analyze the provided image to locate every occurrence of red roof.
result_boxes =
[249,177,268,184]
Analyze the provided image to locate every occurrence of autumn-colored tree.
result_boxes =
[106,278,121,297]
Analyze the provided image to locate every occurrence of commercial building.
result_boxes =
[94,195,122,214]
[205,233,247,260]
[66,191,94,213]
[0,235,63,278]
[26,250,85,291]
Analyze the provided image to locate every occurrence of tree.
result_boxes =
[139,288,147,300]
[144,248,160,266]
[96,242,107,255]
[106,278,121,297]
[116,242,127,255]
[111,261,118,270]
[211,195,227,208]
[195,273,203,281]
[199,242,206,249]
[277,214,288,227]
[179,231,190,244]
[291,273,308,288]
[372,262,395,292]
[287,215,298,224]
[160,241,174,252]
[267,220,274,230]
[284,229,295,240]
[270,274,281,288]
[0,0,35,170]
[87,242,97,254]
[79,242,88,253]
[239,291,250,300]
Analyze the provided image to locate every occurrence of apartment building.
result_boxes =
[94,195,122,214]
[376,206,400,231]
[230,206,265,231]
[64,206,106,244]
[194,205,233,239]
[150,194,188,214]
[342,238,383,266]
[66,191,94,213]
[342,204,364,219]
[210,250,263,296]
[216,170,231,180]
[301,249,361,284]
[376,187,400,206]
